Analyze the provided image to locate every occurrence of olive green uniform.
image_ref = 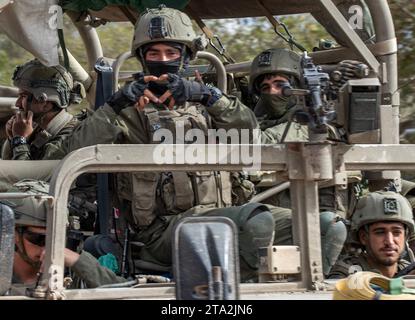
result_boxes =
[0,59,83,189]
[70,251,128,288]
[7,251,126,294]
[327,253,410,279]
[1,110,79,160]
[247,48,347,276]
[57,96,272,281]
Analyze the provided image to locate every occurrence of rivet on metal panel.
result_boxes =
[116,155,121,160]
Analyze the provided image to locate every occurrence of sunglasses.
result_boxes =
[23,229,46,247]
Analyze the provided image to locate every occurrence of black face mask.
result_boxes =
[145,57,183,77]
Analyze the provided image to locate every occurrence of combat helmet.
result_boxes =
[249,48,302,95]
[131,5,206,62]
[1,180,50,227]
[351,191,415,240]
[12,59,75,108]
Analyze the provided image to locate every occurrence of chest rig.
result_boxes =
[123,103,232,227]
[29,110,75,158]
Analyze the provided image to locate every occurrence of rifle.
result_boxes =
[281,52,335,141]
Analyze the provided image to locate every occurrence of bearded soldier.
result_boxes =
[2,59,83,161]
[328,191,414,278]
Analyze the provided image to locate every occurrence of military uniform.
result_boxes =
[1,109,78,160]
[246,48,348,276]
[56,6,273,282]
[69,250,127,288]
[328,253,410,279]
[328,191,415,279]
[1,59,83,161]
[3,180,126,295]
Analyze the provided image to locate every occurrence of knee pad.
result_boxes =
[83,234,118,259]
[245,210,275,248]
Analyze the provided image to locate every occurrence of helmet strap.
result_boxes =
[177,46,187,75]
[138,48,149,74]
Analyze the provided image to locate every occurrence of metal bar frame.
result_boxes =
[21,143,415,299]
[317,0,380,75]
[111,51,228,93]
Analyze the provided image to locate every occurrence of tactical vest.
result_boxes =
[120,104,232,227]
[30,110,74,149]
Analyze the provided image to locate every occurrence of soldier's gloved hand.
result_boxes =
[107,72,150,114]
[159,73,222,107]
[333,60,369,82]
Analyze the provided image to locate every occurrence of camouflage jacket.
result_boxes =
[1,110,79,160]
[70,251,127,288]
[259,120,309,144]
[61,94,257,152]
[6,251,126,295]
[59,95,256,226]
[327,253,410,279]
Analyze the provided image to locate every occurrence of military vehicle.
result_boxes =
[1,0,415,300]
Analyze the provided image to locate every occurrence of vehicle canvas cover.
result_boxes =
[0,0,60,66]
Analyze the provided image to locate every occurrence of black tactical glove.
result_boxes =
[107,72,148,114]
[166,73,222,106]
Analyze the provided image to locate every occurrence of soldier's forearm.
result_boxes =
[207,95,258,130]
[71,251,128,288]
[12,144,31,160]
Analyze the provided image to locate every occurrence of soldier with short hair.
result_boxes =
[328,191,414,279]
[2,59,84,161]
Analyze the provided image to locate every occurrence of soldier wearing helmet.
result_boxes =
[56,5,273,283]
[249,48,309,144]
[240,48,348,276]
[105,4,225,112]
[328,191,415,279]
[1,59,84,161]
[2,180,127,295]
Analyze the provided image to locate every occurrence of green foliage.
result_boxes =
[0,35,33,86]
[0,5,414,114]
[204,15,334,63]
[389,0,415,118]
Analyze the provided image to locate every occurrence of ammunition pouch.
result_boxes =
[128,170,232,227]
[119,103,232,227]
